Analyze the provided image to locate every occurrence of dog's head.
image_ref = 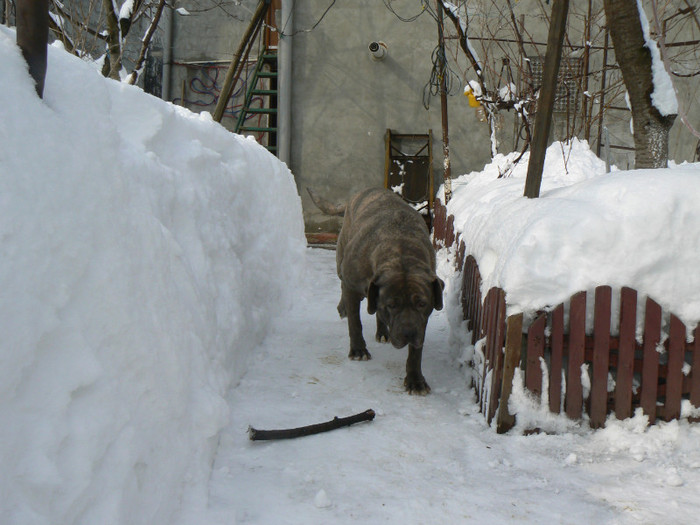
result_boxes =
[367,272,444,349]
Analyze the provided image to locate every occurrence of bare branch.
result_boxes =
[248,409,376,441]
[126,0,167,85]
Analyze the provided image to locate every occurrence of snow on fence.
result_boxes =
[434,199,700,433]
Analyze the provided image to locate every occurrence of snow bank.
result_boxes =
[0,26,305,525]
[442,139,700,330]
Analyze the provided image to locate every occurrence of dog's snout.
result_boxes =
[402,327,417,340]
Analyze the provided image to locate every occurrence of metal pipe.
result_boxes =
[436,1,451,203]
[161,6,173,101]
[278,0,293,165]
[596,29,610,158]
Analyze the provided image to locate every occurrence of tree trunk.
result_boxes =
[603,0,676,168]
[16,0,49,98]
[102,0,122,80]
[523,0,569,199]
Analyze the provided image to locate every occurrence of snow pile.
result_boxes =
[0,26,305,525]
[442,139,700,330]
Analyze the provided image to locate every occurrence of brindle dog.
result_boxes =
[335,188,444,394]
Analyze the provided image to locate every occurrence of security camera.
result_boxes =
[368,41,387,61]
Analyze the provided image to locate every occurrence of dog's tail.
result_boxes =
[307,188,346,216]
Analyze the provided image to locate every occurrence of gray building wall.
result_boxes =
[168,1,493,234]
[288,0,491,234]
[164,0,700,234]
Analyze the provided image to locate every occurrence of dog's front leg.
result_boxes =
[341,285,371,361]
[375,317,389,343]
[404,345,430,394]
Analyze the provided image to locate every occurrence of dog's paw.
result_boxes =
[348,347,372,361]
[375,323,389,343]
[337,301,347,319]
[404,375,431,395]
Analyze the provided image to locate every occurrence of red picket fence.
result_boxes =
[433,199,700,432]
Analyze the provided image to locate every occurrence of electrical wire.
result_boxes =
[382,0,429,23]
[422,43,462,110]
[279,0,337,37]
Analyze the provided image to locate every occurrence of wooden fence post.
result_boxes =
[549,304,565,413]
[525,313,546,398]
[691,324,700,412]
[566,291,586,419]
[590,286,612,428]
[615,287,637,419]
[641,298,661,424]
[487,289,507,425]
[497,313,524,434]
[664,315,685,421]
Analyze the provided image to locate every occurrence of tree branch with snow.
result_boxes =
[438,0,534,159]
[125,0,167,86]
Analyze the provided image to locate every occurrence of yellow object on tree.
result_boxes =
[464,86,481,108]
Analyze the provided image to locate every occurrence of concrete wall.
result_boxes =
[164,0,700,235]
[287,1,492,234]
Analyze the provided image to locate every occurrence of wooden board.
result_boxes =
[663,314,685,421]
[641,298,661,424]
[692,324,700,411]
[590,286,612,428]
[487,290,507,424]
[566,291,586,420]
[497,313,524,433]
[549,304,565,414]
[615,287,637,420]
[525,313,546,398]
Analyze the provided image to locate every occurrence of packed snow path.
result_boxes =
[205,248,700,524]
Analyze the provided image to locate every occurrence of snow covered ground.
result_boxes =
[208,248,700,524]
[4,20,700,525]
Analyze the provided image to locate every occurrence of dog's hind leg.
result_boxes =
[341,285,371,361]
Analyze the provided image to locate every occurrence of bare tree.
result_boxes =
[603,0,677,168]
[432,0,697,167]
[47,0,169,82]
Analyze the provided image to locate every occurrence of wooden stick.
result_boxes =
[249,409,376,441]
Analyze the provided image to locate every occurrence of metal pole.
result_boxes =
[436,1,452,203]
[581,0,593,141]
[603,126,611,173]
[596,29,610,158]
[278,0,293,165]
[523,0,570,199]
[161,6,173,101]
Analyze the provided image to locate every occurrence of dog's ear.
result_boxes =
[367,280,379,314]
[433,277,445,311]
